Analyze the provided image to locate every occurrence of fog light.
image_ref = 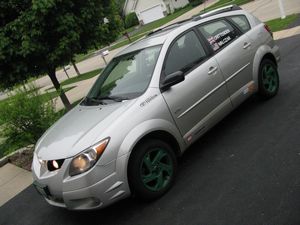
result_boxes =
[52,160,59,169]
[47,159,64,171]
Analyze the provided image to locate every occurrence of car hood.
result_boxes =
[36,100,135,160]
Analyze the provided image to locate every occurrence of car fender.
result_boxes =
[117,119,185,159]
[252,45,274,87]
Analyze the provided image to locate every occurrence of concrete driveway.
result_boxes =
[241,0,300,22]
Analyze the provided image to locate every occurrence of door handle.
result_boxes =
[243,42,251,49]
[208,66,218,75]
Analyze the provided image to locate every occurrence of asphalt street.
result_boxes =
[1,33,300,225]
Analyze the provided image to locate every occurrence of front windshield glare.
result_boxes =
[82,45,162,106]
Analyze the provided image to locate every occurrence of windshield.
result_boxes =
[82,45,162,106]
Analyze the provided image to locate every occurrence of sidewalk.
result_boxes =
[0,163,32,207]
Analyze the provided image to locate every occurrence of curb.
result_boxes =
[0,156,8,167]
[0,145,34,168]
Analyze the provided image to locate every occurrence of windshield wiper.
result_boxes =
[81,97,106,106]
[81,95,129,106]
[96,95,129,102]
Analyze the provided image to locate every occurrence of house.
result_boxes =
[123,0,190,25]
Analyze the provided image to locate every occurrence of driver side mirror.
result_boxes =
[161,71,185,92]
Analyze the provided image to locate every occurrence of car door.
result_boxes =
[161,30,232,143]
[197,17,255,107]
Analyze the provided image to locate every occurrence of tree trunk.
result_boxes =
[48,68,71,111]
[71,59,81,76]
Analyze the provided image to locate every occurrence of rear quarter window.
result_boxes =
[228,15,251,33]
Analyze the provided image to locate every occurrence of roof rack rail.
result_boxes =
[192,4,242,21]
[147,4,241,37]
[147,19,190,37]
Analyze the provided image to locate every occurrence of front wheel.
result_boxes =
[258,59,279,99]
[128,139,177,200]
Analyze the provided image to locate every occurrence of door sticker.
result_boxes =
[207,29,232,50]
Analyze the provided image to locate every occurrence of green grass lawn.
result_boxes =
[266,14,299,32]
[37,86,75,102]
[74,49,98,63]
[60,68,102,87]
[109,33,146,51]
[204,0,253,12]
[0,97,11,123]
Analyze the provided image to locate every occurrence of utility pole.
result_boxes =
[278,0,286,19]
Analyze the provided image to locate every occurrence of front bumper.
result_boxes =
[32,153,131,210]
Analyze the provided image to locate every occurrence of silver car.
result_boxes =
[32,5,280,210]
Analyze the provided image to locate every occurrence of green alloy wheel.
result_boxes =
[258,59,279,99]
[140,148,173,191]
[128,139,177,200]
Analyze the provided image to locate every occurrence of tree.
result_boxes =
[0,0,123,110]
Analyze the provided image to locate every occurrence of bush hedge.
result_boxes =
[125,12,139,29]
[190,0,203,7]
[0,84,62,156]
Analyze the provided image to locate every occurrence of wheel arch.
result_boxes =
[261,53,277,67]
[131,130,182,158]
[252,45,277,88]
[117,119,184,160]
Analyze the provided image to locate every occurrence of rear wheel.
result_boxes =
[128,139,177,200]
[258,59,279,99]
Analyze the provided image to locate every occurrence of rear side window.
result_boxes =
[164,31,207,75]
[228,15,251,33]
[198,20,239,52]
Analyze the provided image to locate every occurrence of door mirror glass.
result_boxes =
[161,71,184,91]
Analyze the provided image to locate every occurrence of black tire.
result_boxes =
[258,58,279,99]
[128,139,177,201]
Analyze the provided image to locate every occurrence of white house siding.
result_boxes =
[170,0,190,10]
[124,0,137,15]
[165,0,190,13]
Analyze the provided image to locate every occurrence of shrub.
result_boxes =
[0,84,62,156]
[189,0,203,7]
[125,12,139,29]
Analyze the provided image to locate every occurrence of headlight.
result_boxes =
[69,138,110,176]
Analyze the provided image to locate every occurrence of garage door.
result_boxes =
[140,5,165,24]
